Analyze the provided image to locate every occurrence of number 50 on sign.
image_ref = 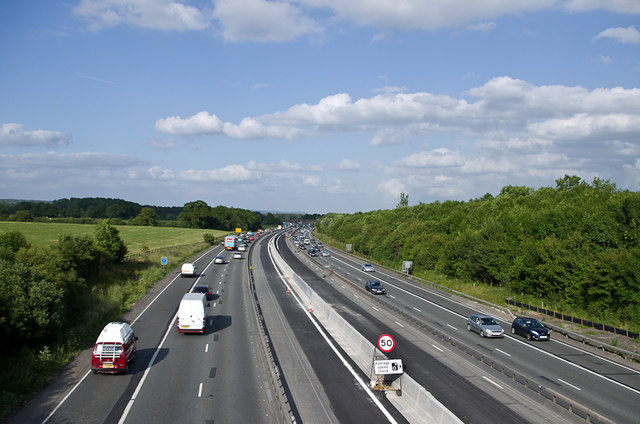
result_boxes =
[377,334,395,353]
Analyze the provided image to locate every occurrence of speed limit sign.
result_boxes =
[377,334,395,353]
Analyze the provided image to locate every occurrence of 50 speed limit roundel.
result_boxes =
[377,334,395,353]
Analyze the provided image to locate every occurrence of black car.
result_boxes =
[511,317,550,341]
[365,280,386,294]
[192,285,212,301]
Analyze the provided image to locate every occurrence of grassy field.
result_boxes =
[0,221,230,254]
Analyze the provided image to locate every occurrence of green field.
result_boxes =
[0,221,230,254]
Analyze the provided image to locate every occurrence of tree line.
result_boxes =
[0,197,320,231]
[316,175,640,327]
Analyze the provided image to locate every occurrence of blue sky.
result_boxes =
[1,1,639,214]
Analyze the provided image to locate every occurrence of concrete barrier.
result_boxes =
[269,239,461,424]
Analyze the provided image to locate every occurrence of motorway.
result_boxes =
[10,229,640,423]
[282,230,640,424]
[12,244,274,424]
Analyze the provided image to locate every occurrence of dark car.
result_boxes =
[365,280,386,294]
[192,285,212,300]
[511,317,550,341]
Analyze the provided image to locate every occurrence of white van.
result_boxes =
[177,293,207,333]
[181,262,196,277]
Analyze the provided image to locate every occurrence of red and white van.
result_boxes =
[91,322,137,374]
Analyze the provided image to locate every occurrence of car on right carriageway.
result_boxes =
[511,317,551,341]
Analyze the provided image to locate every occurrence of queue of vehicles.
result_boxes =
[91,240,252,374]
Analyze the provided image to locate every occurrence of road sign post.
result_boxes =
[161,256,167,272]
[371,334,403,395]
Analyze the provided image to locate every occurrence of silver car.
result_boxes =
[361,263,375,272]
[467,314,504,338]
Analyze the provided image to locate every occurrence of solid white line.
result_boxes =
[495,348,511,357]
[432,344,443,352]
[41,370,91,423]
[198,382,203,397]
[118,310,178,424]
[268,238,399,424]
[482,376,503,390]
[558,378,582,391]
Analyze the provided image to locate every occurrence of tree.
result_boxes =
[0,259,65,346]
[396,192,409,208]
[0,231,30,261]
[178,200,217,229]
[13,210,34,222]
[94,220,127,263]
[130,207,158,226]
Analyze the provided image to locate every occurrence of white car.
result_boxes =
[214,256,225,264]
[361,263,375,272]
[233,252,242,259]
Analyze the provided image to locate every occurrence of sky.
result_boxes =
[1,1,639,214]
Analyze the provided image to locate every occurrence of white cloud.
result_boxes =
[156,77,640,155]
[397,148,465,168]
[529,113,640,141]
[468,21,496,32]
[302,175,322,186]
[593,55,613,64]
[246,159,322,172]
[70,0,640,44]
[337,159,360,171]
[155,111,302,139]
[73,0,211,31]
[0,123,71,147]
[377,178,407,203]
[300,0,555,31]
[179,164,255,182]
[562,0,640,14]
[155,111,224,135]
[148,166,175,180]
[0,151,147,189]
[213,0,321,42]
[594,26,640,44]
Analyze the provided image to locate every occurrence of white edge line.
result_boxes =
[558,378,582,391]
[482,376,503,390]
[495,348,511,357]
[269,237,399,424]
